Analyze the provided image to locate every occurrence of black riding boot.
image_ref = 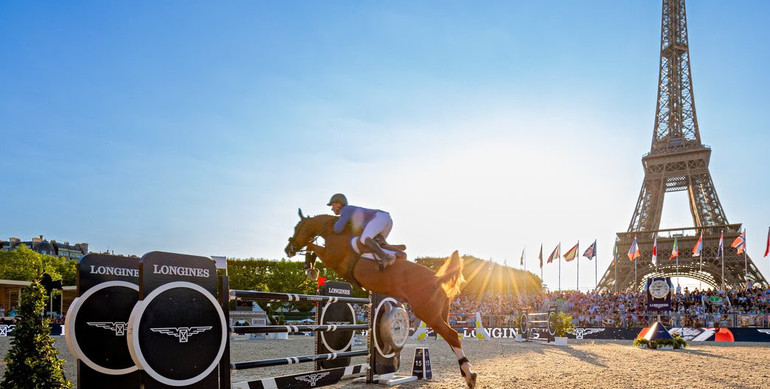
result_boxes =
[364,237,395,270]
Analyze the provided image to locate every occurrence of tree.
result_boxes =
[1,277,72,388]
[42,254,76,286]
[0,245,42,281]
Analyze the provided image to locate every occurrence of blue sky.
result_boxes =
[2,1,769,291]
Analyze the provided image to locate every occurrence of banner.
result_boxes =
[646,277,673,311]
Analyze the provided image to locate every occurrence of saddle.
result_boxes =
[350,237,407,268]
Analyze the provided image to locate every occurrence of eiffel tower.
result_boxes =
[596,0,768,292]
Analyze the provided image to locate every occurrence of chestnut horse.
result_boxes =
[284,211,477,388]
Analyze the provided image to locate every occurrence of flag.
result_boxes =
[583,240,597,260]
[651,236,658,266]
[731,230,746,255]
[612,240,618,265]
[520,247,525,266]
[692,232,703,257]
[539,244,543,268]
[627,237,640,261]
[563,242,579,262]
[670,236,679,260]
[765,227,770,257]
[717,230,724,257]
[318,277,327,287]
[547,243,560,264]
[537,243,543,269]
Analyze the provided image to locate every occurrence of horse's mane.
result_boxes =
[300,214,338,235]
[307,214,337,224]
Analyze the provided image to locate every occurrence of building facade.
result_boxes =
[0,235,89,260]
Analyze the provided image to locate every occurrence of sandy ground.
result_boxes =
[2,336,770,388]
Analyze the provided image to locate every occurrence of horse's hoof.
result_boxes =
[466,372,477,389]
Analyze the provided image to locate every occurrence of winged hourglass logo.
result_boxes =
[150,326,213,343]
[295,372,331,386]
[87,322,128,336]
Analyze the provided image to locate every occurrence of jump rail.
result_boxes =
[230,289,371,304]
[231,324,369,334]
[231,350,370,370]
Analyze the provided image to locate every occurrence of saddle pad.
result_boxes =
[349,237,396,260]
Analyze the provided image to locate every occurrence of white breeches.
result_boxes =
[360,211,392,243]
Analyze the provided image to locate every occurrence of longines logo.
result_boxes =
[151,326,213,343]
[327,287,351,296]
[89,265,139,278]
[0,325,15,337]
[87,321,128,336]
[573,328,605,339]
[295,371,330,386]
[670,327,715,341]
[152,264,210,278]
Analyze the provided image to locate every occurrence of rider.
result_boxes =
[327,193,396,265]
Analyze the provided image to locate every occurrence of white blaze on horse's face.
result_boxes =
[285,212,311,257]
[284,240,296,257]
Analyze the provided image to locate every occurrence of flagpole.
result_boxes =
[652,235,655,274]
[673,236,679,286]
[558,243,562,292]
[595,240,598,292]
[614,238,618,293]
[699,230,703,291]
[721,229,725,291]
[676,251,679,286]
[744,228,748,282]
[634,236,637,291]
[576,241,580,292]
[539,243,543,290]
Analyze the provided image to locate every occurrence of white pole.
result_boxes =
[614,238,618,293]
[744,229,748,283]
[721,230,725,291]
[634,255,637,291]
[595,241,598,291]
[634,236,637,291]
[576,241,580,292]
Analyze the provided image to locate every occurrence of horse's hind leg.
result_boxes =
[430,320,477,388]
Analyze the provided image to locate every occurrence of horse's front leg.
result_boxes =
[304,244,326,280]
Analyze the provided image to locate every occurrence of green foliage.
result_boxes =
[553,311,574,337]
[0,245,43,281]
[633,337,650,348]
[0,246,75,286]
[226,258,365,313]
[634,334,688,349]
[42,255,77,286]
[1,278,72,388]
[672,333,688,348]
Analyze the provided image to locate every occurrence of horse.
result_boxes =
[284,210,477,388]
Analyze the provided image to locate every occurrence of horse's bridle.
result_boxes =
[286,216,333,257]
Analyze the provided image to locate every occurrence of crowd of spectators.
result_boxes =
[444,285,770,328]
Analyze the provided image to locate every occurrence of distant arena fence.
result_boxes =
[65,252,414,389]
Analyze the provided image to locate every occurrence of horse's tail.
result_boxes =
[434,250,465,299]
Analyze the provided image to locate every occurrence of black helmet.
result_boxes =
[327,193,348,206]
